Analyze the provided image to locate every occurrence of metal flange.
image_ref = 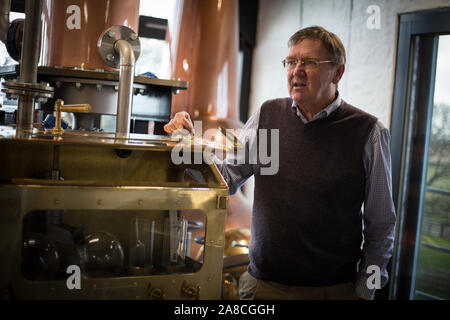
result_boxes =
[97,25,141,69]
[2,80,54,102]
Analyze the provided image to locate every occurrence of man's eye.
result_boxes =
[287,60,297,66]
[303,59,317,66]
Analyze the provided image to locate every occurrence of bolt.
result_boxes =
[96,84,102,91]
[108,30,116,38]
[106,53,114,62]
[75,82,81,89]
[130,33,138,40]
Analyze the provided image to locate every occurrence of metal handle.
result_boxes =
[52,99,91,135]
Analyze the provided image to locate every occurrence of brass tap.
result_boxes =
[52,99,91,135]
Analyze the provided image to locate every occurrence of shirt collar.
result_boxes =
[291,92,342,124]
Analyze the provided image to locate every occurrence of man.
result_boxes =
[164,26,396,300]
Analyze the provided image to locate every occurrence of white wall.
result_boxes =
[249,0,450,128]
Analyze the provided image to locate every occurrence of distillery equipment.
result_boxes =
[0,128,231,299]
[0,0,239,300]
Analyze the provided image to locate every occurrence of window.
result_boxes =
[390,9,450,300]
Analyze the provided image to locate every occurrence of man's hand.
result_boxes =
[163,111,195,135]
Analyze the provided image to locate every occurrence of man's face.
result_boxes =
[286,38,343,107]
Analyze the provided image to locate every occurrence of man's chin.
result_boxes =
[290,93,308,105]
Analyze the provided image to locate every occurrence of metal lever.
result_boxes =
[52,99,91,135]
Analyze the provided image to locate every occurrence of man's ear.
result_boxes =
[332,64,345,84]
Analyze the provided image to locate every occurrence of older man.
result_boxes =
[164,26,396,300]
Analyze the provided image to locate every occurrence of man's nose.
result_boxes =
[292,63,306,76]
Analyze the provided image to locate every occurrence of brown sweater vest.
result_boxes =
[249,98,378,286]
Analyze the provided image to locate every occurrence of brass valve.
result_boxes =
[52,99,91,135]
[181,281,200,300]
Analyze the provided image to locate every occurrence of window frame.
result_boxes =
[390,7,450,300]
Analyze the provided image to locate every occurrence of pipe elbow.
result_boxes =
[114,39,135,67]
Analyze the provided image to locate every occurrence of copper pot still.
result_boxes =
[169,0,251,230]
[40,0,140,71]
[169,0,242,131]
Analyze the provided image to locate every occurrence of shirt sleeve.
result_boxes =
[213,109,261,195]
[355,120,397,300]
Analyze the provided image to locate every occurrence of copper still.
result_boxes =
[169,0,252,231]
[41,0,140,71]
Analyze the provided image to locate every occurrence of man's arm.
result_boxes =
[214,110,261,195]
[355,121,397,300]
[164,109,261,195]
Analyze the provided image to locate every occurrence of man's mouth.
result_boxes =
[293,81,307,87]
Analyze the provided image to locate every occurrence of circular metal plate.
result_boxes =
[97,26,141,69]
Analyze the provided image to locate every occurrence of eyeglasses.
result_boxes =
[282,58,333,70]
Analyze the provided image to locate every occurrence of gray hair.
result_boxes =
[288,26,346,65]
